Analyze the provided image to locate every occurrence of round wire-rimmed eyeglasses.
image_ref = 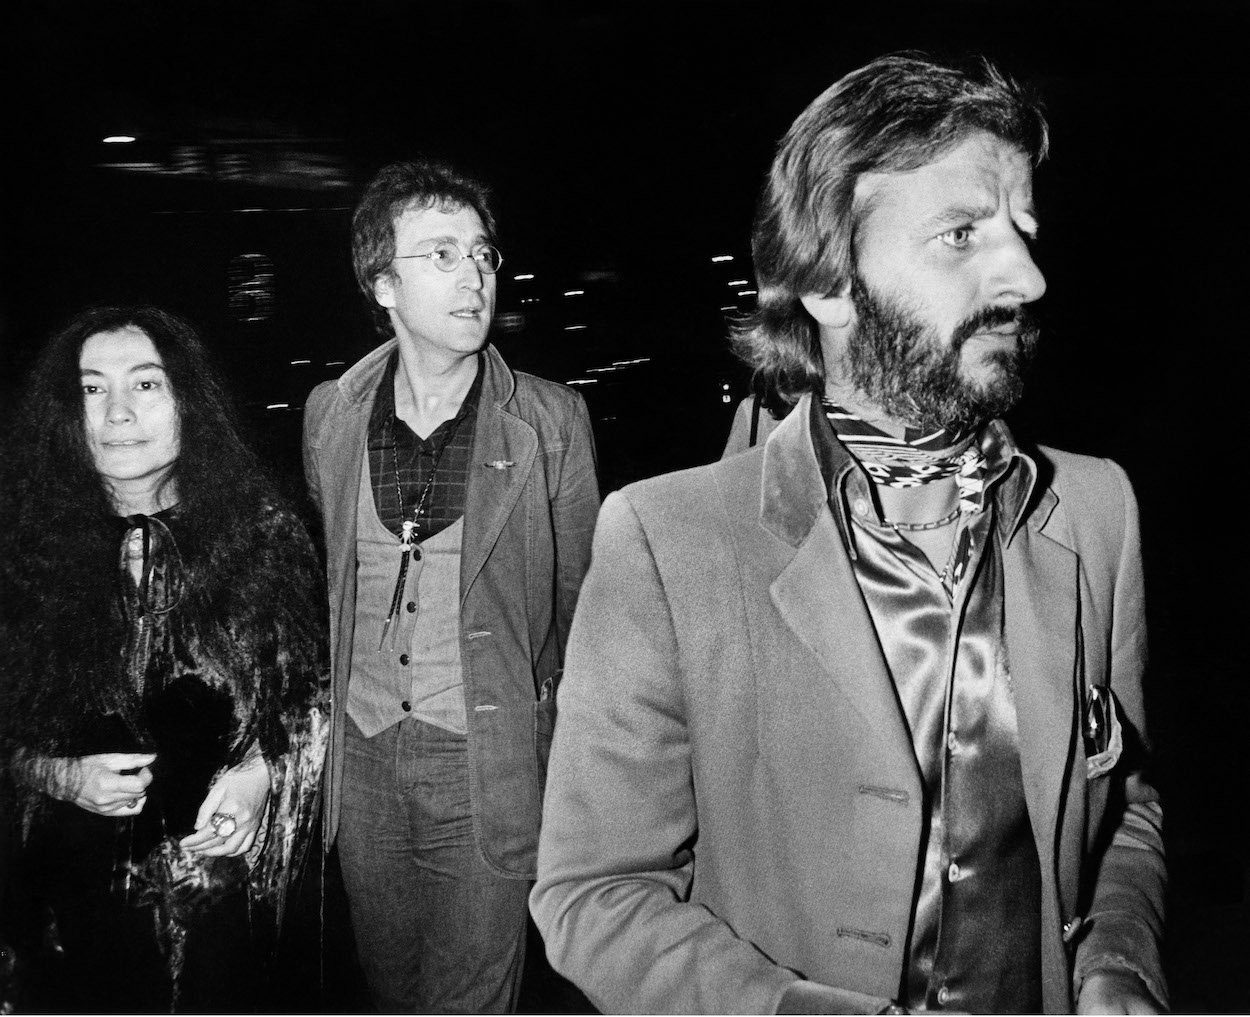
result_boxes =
[394,243,504,274]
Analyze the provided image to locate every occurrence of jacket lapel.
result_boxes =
[762,395,915,769]
[310,341,394,699]
[1002,487,1081,912]
[461,348,538,601]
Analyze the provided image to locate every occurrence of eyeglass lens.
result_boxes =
[429,243,502,273]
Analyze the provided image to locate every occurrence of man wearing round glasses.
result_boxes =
[302,159,600,1012]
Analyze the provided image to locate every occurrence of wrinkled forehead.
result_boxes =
[854,131,1036,232]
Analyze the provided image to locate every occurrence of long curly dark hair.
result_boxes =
[0,305,325,758]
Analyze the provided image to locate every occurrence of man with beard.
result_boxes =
[530,54,1165,1014]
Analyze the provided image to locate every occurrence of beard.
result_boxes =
[843,275,1040,434]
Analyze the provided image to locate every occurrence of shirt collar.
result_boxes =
[368,349,485,440]
[827,411,1038,553]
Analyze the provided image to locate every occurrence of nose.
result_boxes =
[989,230,1046,306]
[105,390,136,424]
[457,257,485,290]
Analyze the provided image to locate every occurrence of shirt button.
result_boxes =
[853,498,871,517]
[937,985,951,1005]
[401,700,411,712]
[947,861,961,882]
[399,653,410,666]
[947,730,958,751]
[406,601,417,613]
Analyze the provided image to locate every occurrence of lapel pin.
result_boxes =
[483,460,515,470]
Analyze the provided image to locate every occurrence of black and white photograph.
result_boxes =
[2,1,1246,1013]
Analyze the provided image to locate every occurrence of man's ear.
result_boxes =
[373,271,398,310]
[799,283,853,329]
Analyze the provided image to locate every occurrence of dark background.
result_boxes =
[4,0,1247,1011]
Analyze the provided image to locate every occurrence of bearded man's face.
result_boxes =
[845,274,1040,433]
[835,130,1047,431]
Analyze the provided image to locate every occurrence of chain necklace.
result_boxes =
[378,414,457,651]
[884,506,960,532]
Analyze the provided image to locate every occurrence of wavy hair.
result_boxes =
[351,159,499,338]
[733,52,1048,412]
[0,305,324,755]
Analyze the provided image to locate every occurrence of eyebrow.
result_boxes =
[920,204,998,231]
[921,203,1040,236]
[80,362,167,376]
[412,233,491,247]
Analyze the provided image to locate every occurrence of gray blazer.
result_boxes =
[532,392,1165,1012]
[303,341,599,877]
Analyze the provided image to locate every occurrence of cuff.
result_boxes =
[1074,953,1168,1012]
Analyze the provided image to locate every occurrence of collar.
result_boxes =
[335,339,516,409]
[760,393,1040,556]
[979,418,1038,547]
[368,348,485,440]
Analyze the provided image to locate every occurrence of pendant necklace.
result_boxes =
[378,416,456,651]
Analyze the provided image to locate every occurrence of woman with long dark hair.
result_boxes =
[0,305,329,1012]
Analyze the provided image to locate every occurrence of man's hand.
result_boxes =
[180,750,271,858]
[48,752,156,816]
[1077,969,1161,1015]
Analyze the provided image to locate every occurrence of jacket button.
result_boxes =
[401,700,411,712]
[947,861,961,882]
[937,986,951,1005]
[406,601,416,613]
[399,653,410,666]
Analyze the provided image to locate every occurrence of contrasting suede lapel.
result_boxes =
[761,394,915,769]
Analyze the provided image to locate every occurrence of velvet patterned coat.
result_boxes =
[1,503,330,1011]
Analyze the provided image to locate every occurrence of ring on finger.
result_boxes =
[210,812,238,838]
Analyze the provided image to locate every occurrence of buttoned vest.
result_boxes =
[347,451,467,737]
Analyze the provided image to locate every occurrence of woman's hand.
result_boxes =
[180,750,271,858]
[42,752,156,816]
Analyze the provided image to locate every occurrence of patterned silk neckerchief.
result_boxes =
[824,400,990,592]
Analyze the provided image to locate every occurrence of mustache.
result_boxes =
[950,304,1040,348]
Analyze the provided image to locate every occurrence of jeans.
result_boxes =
[338,715,530,1014]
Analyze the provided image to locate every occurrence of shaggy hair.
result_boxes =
[733,52,1048,412]
[351,159,499,338]
[0,305,326,756]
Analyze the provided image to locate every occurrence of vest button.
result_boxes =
[406,601,417,613]
[401,700,411,712]
[399,653,410,666]
[947,861,961,882]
